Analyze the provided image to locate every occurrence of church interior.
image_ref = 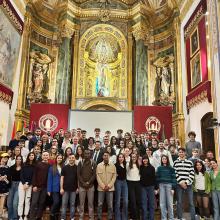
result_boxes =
[0,0,220,219]
[0,0,219,157]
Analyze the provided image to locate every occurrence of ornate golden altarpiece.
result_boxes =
[15,0,185,144]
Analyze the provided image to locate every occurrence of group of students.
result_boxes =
[0,127,219,220]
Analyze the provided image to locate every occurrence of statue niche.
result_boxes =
[77,24,127,104]
[27,51,52,105]
[153,55,175,106]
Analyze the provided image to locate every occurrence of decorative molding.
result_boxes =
[0,0,23,33]
[59,22,75,39]
[0,83,13,105]
[132,22,151,44]
[186,81,212,111]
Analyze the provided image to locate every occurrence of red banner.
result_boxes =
[29,104,69,135]
[133,106,172,139]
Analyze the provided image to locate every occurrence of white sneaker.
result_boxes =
[19,217,23,220]
[24,216,28,220]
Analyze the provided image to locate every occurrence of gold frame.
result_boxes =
[190,51,202,89]
[190,28,200,58]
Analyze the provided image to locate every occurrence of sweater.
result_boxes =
[210,170,220,191]
[193,172,211,193]
[156,165,177,189]
[173,158,194,185]
[20,164,35,185]
[140,165,156,187]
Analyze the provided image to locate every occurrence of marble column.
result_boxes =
[134,39,148,106]
[55,26,74,104]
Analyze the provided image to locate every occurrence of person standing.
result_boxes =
[60,154,78,220]
[127,153,141,220]
[210,159,220,220]
[193,160,211,219]
[77,149,96,220]
[96,151,116,220]
[0,153,10,219]
[7,155,23,220]
[29,151,50,220]
[140,155,156,220]
[115,153,128,220]
[185,131,201,158]
[18,152,36,220]
[47,154,63,220]
[173,148,196,220]
[156,155,176,220]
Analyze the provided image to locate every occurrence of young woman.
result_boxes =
[47,154,64,220]
[135,135,145,157]
[117,139,125,154]
[0,153,10,219]
[193,160,211,219]
[7,155,23,220]
[7,146,21,167]
[156,155,176,220]
[106,146,116,164]
[61,130,73,151]
[126,153,141,220]
[49,146,58,165]
[115,153,128,220]
[210,159,220,220]
[110,136,118,153]
[204,158,211,173]
[146,147,159,170]
[140,155,156,220]
[18,152,36,220]
[63,147,72,165]
[75,145,84,165]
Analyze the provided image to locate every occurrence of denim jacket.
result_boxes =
[47,166,61,193]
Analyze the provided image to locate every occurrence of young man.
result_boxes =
[29,151,50,220]
[18,139,29,161]
[185,131,201,158]
[60,154,78,220]
[9,130,22,150]
[153,141,173,166]
[80,130,88,149]
[173,147,196,220]
[29,128,42,151]
[77,150,97,220]
[96,151,116,220]
[92,141,103,165]
[94,128,102,143]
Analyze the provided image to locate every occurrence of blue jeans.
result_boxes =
[159,183,174,220]
[141,185,155,220]
[176,184,196,220]
[61,191,76,219]
[212,190,220,220]
[7,181,19,220]
[115,180,128,220]
[97,191,113,220]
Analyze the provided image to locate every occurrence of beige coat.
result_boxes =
[96,162,116,191]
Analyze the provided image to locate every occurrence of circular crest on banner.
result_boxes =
[145,116,161,133]
[39,114,58,132]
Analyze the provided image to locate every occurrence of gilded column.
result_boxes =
[55,23,75,104]
[71,29,80,109]
[15,12,32,131]
[172,16,185,145]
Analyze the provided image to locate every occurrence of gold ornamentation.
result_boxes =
[59,23,75,39]
[132,22,151,44]
[187,90,208,110]
[2,0,23,33]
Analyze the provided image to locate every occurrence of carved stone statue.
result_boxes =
[27,51,52,105]
[153,55,175,106]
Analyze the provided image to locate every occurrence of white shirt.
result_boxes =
[153,149,174,167]
[126,163,140,181]
[195,172,205,190]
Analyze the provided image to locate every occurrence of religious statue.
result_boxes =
[96,64,110,97]
[153,55,175,106]
[27,51,52,105]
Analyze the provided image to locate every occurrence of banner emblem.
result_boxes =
[145,116,161,133]
[39,114,58,132]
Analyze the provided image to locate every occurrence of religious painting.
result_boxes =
[190,28,200,57]
[190,52,202,88]
[0,8,22,88]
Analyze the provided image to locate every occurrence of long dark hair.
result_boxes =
[64,147,72,160]
[15,155,23,167]
[194,160,206,175]
[52,154,64,176]
[129,153,140,169]
[161,155,170,166]
[75,145,84,160]
[25,152,36,166]
[116,153,126,167]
